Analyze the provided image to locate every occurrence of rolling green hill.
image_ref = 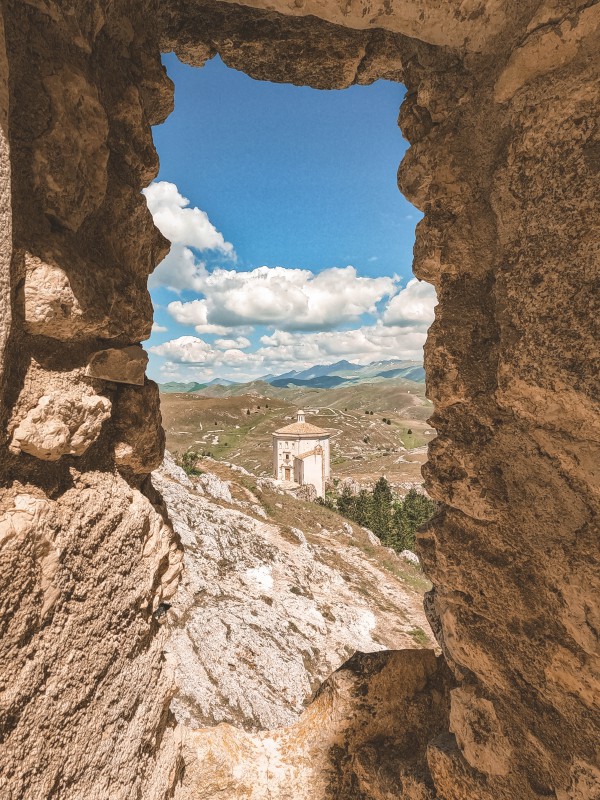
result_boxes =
[159,380,434,490]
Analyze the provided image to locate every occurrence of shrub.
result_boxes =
[179,450,203,476]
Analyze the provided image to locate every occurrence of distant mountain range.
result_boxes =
[158,359,425,394]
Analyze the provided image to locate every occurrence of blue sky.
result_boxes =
[146,54,433,383]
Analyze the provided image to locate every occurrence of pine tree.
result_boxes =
[396,489,436,551]
[354,490,373,528]
[337,485,355,518]
[371,477,393,543]
[389,501,408,551]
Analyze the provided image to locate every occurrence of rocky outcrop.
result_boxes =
[0,470,182,800]
[153,454,434,731]
[9,389,111,459]
[0,1,598,799]
[175,648,452,800]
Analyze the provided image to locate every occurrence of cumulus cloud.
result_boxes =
[167,264,396,331]
[257,323,427,365]
[150,318,428,382]
[150,336,215,363]
[143,180,435,380]
[143,181,234,255]
[151,322,168,333]
[148,244,209,293]
[167,298,231,335]
[149,336,263,380]
[144,182,235,293]
[382,278,437,328]
[214,336,251,350]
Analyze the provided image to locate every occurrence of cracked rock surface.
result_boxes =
[154,454,433,732]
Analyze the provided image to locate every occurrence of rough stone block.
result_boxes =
[10,391,111,460]
[112,380,164,473]
[86,345,148,385]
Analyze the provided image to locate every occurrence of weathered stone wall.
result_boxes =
[0,0,598,798]
[410,7,600,797]
[0,2,182,797]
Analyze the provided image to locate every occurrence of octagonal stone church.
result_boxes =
[272,411,331,497]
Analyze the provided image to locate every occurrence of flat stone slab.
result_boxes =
[86,345,148,385]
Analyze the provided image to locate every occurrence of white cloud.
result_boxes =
[168,264,396,331]
[214,336,251,350]
[257,323,427,366]
[151,322,168,333]
[168,298,208,327]
[143,181,234,255]
[142,180,434,382]
[150,318,427,382]
[150,335,214,364]
[382,278,437,328]
[167,298,231,335]
[148,244,209,293]
[144,182,235,293]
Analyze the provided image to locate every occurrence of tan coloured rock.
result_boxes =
[112,380,165,472]
[0,8,10,402]
[171,0,510,52]
[10,390,111,460]
[23,255,85,338]
[0,471,182,800]
[0,1,598,798]
[86,344,148,385]
[34,66,109,231]
[174,649,452,799]
[0,494,60,618]
[449,686,512,777]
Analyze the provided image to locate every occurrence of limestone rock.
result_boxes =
[22,251,156,341]
[174,649,452,800]
[35,66,109,231]
[0,13,10,402]
[401,548,421,565]
[23,256,85,339]
[9,390,111,460]
[449,686,512,777]
[196,471,232,502]
[292,482,317,501]
[112,381,164,473]
[1,1,599,798]
[152,457,434,732]
[0,470,182,800]
[86,345,148,385]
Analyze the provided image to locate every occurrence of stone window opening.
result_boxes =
[2,3,595,799]
[139,34,442,790]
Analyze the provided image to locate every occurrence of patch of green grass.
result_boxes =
[347,537,432,593]
[409,626,430,646]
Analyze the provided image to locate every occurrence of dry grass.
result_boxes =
[160,383,434,490]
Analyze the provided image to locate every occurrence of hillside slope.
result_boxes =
[154,454,433,732]
[159,383,434,489]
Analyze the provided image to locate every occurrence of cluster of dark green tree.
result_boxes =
[325,477,436,552]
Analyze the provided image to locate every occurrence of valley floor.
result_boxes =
[159,380,434,491]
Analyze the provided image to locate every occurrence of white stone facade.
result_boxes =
[272,411,331,497]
